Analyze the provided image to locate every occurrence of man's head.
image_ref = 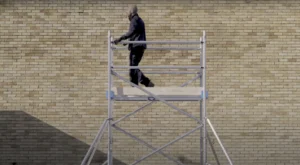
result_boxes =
[127,5,138,21]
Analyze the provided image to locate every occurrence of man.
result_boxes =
[112,5,155,87]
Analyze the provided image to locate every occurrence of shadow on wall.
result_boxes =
[0,111,126,165]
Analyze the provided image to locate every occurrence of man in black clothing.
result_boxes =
[112,5,155,87]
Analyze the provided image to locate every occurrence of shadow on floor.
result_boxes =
[0,111,126,165]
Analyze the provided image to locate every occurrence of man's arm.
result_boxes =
[113,19,137,44]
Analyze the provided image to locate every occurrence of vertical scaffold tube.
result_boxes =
[200,31,207,165]
[107,31,113,165]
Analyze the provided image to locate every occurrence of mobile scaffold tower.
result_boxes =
[81,31,233,165]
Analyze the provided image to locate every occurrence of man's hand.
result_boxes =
[112,38,121,45]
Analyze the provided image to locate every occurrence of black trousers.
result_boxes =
[129,46,150,86]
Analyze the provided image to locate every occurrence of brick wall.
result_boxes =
[1,0,300,164]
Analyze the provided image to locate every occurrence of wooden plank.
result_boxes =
[111,87,203,96]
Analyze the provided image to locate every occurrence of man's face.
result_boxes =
[127,11,131,21]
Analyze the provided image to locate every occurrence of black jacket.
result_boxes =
[119,14,147,50]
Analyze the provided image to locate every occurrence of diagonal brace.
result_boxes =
[112,101,154,125]
[113,125,184,165]
[130,125,202,165]
[81,119,108,165]
[207,131,220,165]
[112,74,201,126]
[207,118,233,165]
[112,71,201,123]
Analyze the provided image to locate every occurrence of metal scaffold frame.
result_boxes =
[81,31,233,165]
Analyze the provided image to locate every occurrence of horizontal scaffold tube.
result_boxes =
[112,65,202,69]
[112,46,200,51]
[119,40,202,44]
[114,71,199,74]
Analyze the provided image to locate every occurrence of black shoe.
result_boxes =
[146,81,155,87]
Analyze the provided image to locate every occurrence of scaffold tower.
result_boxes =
[81,31,233,165]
